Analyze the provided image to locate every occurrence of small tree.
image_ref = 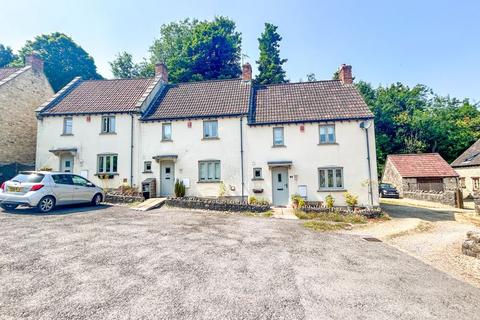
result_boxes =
[174,179,186,197]
[325,195,335,209]
[344,192,358,210]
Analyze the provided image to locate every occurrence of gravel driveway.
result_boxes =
[1,205,480,320]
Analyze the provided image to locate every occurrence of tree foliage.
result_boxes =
[256,23,287,84]
[0,44,16,67]
[109,51,154,79]
[149,17,241,82]
[356,81,480,174]
[15,33,101,91]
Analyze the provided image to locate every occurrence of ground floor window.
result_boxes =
[199,160,221,181]
[459,177,466,188]
[318,167,343,190]
[144,161,152,172]
[473,177,479,191]
[98,154,118,173]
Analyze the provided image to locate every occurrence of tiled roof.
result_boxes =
[387,153,459,178]
[142,79,251,120]
[451,139,480,168]
[40,78,157,115]
[0,68,21,81]
[250,80,373,124]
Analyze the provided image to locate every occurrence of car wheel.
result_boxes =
[37,196,55,213]
[1,204,18,212]
[91,193,102,206]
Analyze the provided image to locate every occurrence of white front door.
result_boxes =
[272,167,289,206]
[60,156,74,173]
[160,162,175,197]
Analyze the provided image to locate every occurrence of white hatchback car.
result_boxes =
[0,171,105,213]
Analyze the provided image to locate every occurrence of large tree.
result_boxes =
[356,81,480,174]
[15,33,101,91]
[149,17,241,82]
[256,23,287,84]
[109,51,154,79]
[0,44,16,67]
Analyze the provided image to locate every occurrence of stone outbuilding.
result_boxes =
[0,55,54,182]
[451,138,480,199]
[382,153,459,205]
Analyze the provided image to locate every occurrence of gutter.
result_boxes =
[240,117,245,202]
[130,113,134,186]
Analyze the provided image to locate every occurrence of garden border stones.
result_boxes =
[165,197,271,213]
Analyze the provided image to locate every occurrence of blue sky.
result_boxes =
[1,0,479,101]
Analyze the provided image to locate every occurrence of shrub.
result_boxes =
[248,196,257,205]
[325,195,335,208]
[291,193,305,208]
[344,192,358,210]
[174,179,186,197]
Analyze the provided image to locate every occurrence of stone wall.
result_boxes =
[381,159,404,195]
[166,197,271,213]
[0,68,53,164]
[402,189,457,206]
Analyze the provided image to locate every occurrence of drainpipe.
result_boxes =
[240,117,245,202]
[130,113,134,187]
[360,120,374,206]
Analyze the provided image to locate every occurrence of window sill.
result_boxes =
[99,132,117,135]
[318,142,338,145]
[317,189,347,192]
[272,144,286,148]
[197,180,222,184]
[61,133,74,136]
[142,171,153,174]
[95,173,119,179]
[161,139,173,142]
[202,137,220,141]
[252,178,264,181]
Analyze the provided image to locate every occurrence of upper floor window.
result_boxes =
[199,160,221,182]
[63,117,73,135]
[98,154,118,173]
[319,167,343,190]
[162,123,172,141]
[203,120,218,139]
[102,116,116,134]
[273,127,284,146]
[319,125,335,144]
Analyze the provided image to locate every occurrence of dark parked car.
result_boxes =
[379,183,400,198]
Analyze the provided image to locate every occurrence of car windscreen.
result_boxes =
[11,173,45,183]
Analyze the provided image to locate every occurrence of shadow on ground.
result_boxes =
[381,203,456,222]
[2,203,111,216]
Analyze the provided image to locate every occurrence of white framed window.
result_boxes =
[63,117,73,135]
[102,116,116,133]
[144,161,152,172]
[162,123,172,141]
[319,125,335,144]
[253,168,263,180]
[473,177,479,191]
[319,167,343,190]
[273,127,284,146]
[203,120,218,139]
[98,154,118,173]
[199,160,221,181]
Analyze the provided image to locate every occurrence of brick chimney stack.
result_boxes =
[25,54,44,73]
[242,63,252,81]
[155,62,168,82]
[339,64,353,84]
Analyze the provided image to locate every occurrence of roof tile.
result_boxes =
[388,153,458,178]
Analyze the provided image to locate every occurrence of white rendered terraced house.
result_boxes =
[36,63,378,207]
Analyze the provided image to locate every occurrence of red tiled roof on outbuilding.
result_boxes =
[387,153,458,178]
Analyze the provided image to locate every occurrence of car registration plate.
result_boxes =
[8,186,22,192]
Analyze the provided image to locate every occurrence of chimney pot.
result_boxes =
[25,53,44,73]
[155,63,168,82]
[242,63,252,81]
[339,64,353,84]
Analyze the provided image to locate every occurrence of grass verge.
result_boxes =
[295,210,368,224]
[303,221,350,232]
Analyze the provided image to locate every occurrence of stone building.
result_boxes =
[0,55,54,182]
[382,153,459,206]
[451,138,480,199]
